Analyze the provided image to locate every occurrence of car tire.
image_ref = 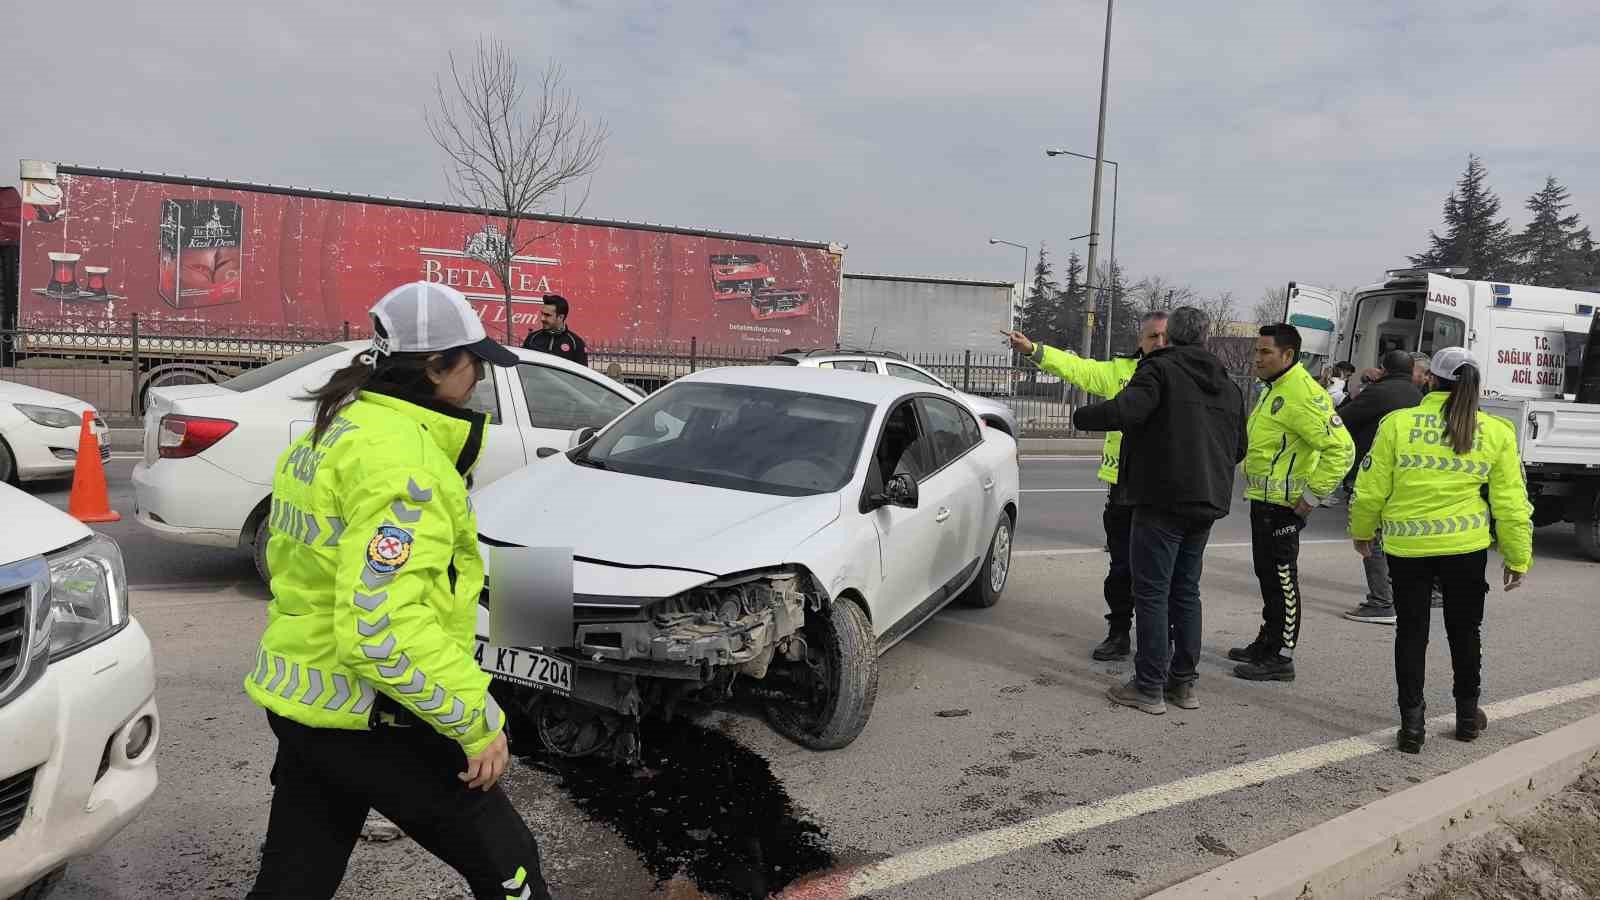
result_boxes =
[960,512,1013,608]
[1576,489,1600,563]
[766,598,878,751]
[0,436,16,486]
[252,515,271,586]
[11,865,67,900]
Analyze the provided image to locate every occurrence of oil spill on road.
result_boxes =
[533,720,834,899]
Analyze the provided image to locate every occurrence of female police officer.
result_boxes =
[245,282,552,899]
[1349,346,1532,755]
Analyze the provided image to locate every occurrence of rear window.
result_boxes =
[221,344,351,393]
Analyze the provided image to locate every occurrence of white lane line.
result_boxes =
[110,453,143,460]
[808,676,1600,898]
[1022,456,1099,462]
[1015,537,1347,558]
[1021,488,1106,493]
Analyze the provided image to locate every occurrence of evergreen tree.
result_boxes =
[1050,251,1086,352]
[1515,176,1591,287]
[1410,155,1514,279]
[1017,244,1058,343]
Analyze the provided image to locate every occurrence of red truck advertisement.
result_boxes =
[15,165,842,348]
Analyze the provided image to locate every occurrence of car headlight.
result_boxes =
[13,403,82,429]
[46,533,129,660]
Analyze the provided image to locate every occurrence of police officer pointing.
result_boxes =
[1231,324,1355,683]
[245,283,552,899]
[1350,347,1532,754]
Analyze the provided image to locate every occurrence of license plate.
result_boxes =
[474,640,573,694]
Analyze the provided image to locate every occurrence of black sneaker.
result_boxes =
[1343,604,1397,625]
[1092,631,1131,661]
[1226,640,1269,663]
[1233,655,1296,682]
[1455,705,1488,742]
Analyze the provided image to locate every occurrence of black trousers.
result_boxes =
[1103,499,1135,634]
[1249,501,1306,656]
[247,712,551,900]
[1388,550,1489,712]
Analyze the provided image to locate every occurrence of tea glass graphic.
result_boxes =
[47,252,82,298]
[84,266,111,298]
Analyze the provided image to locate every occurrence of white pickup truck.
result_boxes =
[1286,268,1600,559]
[0,485,159,899]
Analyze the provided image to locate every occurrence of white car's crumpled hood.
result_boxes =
[473,458,842,590]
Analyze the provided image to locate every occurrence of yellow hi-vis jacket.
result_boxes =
[1350,391,1533,572]
[244,389,504,756]
[1244,363,1355,508]
[1032,344,1139,484]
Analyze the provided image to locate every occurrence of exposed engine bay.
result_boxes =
[490,569,826,764]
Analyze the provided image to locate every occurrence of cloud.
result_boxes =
[3,0,1596,314]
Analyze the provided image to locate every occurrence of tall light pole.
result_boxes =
[989,238,1029,334]
[1078,0,1115,360]
[1047,149,1118,357]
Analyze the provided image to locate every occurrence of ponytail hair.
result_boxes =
[1437,363,1481,455]
[302,345,471,445]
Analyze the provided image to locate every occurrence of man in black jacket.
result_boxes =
[522,295,589,366]
[1336,349,1424,624]
[1073,307,1247,715]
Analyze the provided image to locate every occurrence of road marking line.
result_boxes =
[110,453,143,459]
[1022,456,1098,462]
[780,676,1600,898]
[1015,538,1347,558]
[1021,488,1106,493]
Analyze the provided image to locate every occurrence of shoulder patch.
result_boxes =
[1329,414,1343,428]
[366,525,414,575]
[1270,396,1285,415]
[1361,454,1373,471]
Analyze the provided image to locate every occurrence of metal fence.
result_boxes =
[2,319,1258,436]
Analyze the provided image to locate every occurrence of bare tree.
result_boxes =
[1131,275,1196,314]
[1249,286,1285,325]
[426,39,608,341]
[1193,290,1239,339]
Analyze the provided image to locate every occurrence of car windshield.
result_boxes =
[221,344,350,392]
[574,381,873,496]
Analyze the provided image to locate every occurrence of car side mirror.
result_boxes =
[567,426,598,450]
[868,473,919,511]
[535,447,560,459]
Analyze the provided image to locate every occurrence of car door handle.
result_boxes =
[936,507,951,523]
[982,478,995,492]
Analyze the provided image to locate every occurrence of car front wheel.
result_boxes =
[252,515,271,586]
[766,598,878,750]
[960,512,1013,608]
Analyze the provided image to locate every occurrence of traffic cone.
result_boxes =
[67,410,120,524]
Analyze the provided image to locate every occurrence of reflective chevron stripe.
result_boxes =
[1382,513,1488,538]
[503,865,532,900]
[1395,454,1491,476]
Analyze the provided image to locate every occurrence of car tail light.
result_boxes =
[158,415,237,459]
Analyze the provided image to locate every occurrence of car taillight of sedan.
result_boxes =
[157,415,237,459]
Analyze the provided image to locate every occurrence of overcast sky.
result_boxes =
[7,0,1598,307]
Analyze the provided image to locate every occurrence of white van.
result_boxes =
[1285,267,1600,559]
[0,484,160,898]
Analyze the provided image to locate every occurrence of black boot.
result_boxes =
[1398,704,1426,754]
[1092,629,1131,661]
[1455,700,1488,742]
[1226,630,1271,663]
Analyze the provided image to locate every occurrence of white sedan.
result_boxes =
[472,365,1021,757]
[0,380,110,485]
[132,342,640,582]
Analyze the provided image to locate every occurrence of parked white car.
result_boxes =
[472,365,1021,758]
[767,349,1020,437]
[0,483,159,899]
[0,381,110,485]
[131,342,640,583]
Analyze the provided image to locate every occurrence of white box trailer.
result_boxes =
[838,273,1015,357]
[1285,268,1600,558]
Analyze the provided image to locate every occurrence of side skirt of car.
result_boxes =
[874,554,982,652]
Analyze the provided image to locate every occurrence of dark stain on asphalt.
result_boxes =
[534,720,833,899]
[993,730,1017,742]
[959,794,995,811]
[1049,839,1086,856]
[1195,833,1237,857]
[963,764,1011,778]
[1000,684,1028,695]
[1008,749,1039,763]
[1105,869,1138,882]
[1072,747,1104,758]
[991,806,1028,824]
[1031,673,1062,687]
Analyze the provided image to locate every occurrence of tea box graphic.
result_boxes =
[158,199,244,308]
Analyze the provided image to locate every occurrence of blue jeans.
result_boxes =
[1128,507,1214,694]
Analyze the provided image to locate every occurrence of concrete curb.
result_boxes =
[1148,711,1600,900]
[106,428,1105,457]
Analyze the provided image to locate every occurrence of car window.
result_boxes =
[821,359,877,372]
[221,344,350,392]
[872,400,929,485]
[887,363,946,388]
[609,410,686,455]
[517,364,633,431]
[465,368,500,424]
[917,397,980,469]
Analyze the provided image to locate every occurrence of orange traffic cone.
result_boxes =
[67,410,120,523]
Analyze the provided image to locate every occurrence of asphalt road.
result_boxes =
[23,457,1600,899]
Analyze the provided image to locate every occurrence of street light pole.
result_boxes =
[1047,149,1119,357]
[1080,0,1114,360]
[988,238,1029,334]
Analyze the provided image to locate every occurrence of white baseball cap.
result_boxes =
[1428,346,1474,380]
[369,281,518,367]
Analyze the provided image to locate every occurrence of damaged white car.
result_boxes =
[473,365,1020,759]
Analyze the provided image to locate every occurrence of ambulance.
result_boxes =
[1284,267,1600,560]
